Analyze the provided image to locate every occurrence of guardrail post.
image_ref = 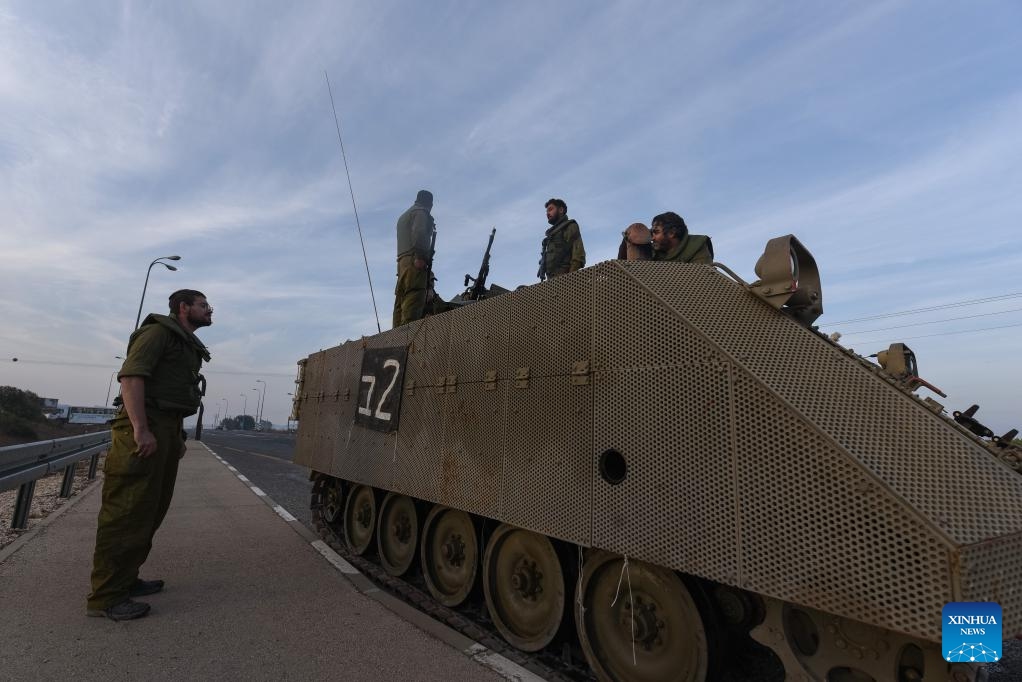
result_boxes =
[12,480,36,530]
[87,452,100,480]
[59,461,77,498]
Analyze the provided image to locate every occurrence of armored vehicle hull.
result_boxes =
[293,259,1022,681]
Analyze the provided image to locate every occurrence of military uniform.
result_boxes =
[539,216,585,280]
[87,313,210,612]
[394,200,435,327]
[653,233,714,264]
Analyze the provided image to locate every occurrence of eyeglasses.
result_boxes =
[193,301,213,312]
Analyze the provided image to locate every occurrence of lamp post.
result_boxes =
[240,393,248,430]
[134,255,181,331]
[221,397,229,428]
[104,356,125,406]
[255,379,267,427]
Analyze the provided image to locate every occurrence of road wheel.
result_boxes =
[311,474,344,544]
[421,506,478,607]
[483,524,565,652]
[343,484,376,555]
[377,493,418,576]
[576,550,709,682]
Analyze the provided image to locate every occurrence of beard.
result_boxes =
[548,213,562,226]
[188,311,212,328]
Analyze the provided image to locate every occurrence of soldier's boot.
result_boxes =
[129,578,165,597]
[87,599,151,621]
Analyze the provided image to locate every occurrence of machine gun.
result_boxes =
[462,227,496,301]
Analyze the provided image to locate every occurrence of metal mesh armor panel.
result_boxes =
[313,344,349,476]
[503,375,593,545]
[441,382,508,519]
[440,295,511,518]
[292,350,327,470]
[733,371,952,641]
[959,534,1022,636]
[592,262,736,578]
[502,270,594,544]
[509,268,592,377]
[624,261,1022,545]
[392,315,451,502]
[337,327,410,489]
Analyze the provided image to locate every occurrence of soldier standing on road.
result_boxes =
[650,211,714,264]
[538,198,585,280]
[394,189,435,327]
[87,289,212,621]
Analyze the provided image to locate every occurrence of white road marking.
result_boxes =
[311,540,360,574]
[250,486,266,496]
[237,474,250,482]
[274,505,297,522]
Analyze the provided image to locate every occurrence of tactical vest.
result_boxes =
[541,218,580,278]
[655,234,714,264]
[130,314,210,416]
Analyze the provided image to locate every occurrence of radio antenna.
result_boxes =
[325,70,381,333]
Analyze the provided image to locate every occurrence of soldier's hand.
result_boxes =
[413,257,427,270]
[134,429,158,458]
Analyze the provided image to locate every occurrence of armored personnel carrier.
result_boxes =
[290,236,1022,681]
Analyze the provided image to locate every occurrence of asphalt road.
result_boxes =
[199,429,313,531]
[197,429,1022,681]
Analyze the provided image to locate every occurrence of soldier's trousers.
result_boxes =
[87,410,184,610]
[393,254,428,327]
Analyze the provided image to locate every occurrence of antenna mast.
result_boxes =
[325,70,381,333]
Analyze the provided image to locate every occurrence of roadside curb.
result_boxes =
[0,475,103,565]
[198,441,545,682]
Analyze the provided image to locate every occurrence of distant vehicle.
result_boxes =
[67,406,118,425]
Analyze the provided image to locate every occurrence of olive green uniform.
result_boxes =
[87,314,210,611]
[394,203,435,327]
[653,233,714,264]
[539,216,585,280]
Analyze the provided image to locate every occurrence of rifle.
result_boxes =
[463,227,496,301]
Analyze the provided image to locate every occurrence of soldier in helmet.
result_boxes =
[650,211,713,264]
[87,289,212,621]
[394,189,436,326]
[537,198,585,280]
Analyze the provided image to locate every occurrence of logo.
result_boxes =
[942,602,1001,663]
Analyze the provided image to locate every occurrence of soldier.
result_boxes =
[394,189,435,326]
[650,211,714,264]
[87,289,212,621]
[538,198,585,280]
[617,222,653,261]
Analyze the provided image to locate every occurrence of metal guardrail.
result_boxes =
[1,431,111,530]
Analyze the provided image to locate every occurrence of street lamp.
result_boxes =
[221,397,229,428]
[105,356,125,406]
[134,255,181,331]
[255,379,267,427]
[240,393,248,430]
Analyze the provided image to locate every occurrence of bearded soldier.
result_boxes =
[87,289,212,620]
[650,211,714,264]
[537,197,585,280]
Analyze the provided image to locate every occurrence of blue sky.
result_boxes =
[1,1,1019,433]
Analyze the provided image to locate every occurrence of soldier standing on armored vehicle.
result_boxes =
[650,211,713,264]
[537,197,585,280]
[87,288,212,621]
[394,189,435,326]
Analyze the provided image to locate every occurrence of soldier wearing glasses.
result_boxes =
[87,289,212,621]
